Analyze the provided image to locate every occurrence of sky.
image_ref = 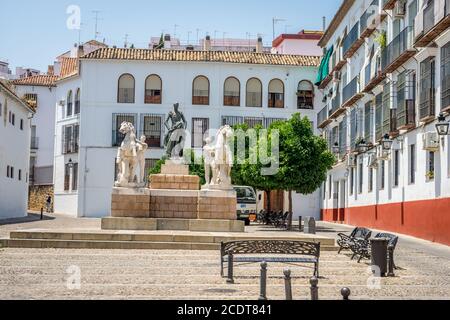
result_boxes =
[0,0,341,72]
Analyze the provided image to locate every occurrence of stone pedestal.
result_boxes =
[105,160,244,232]
[111,187,151,218]
[198,189,237,220]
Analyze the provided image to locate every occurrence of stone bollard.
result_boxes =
[310,276,319,300]
[259,262,268,301]
[283,269,292,300]
[341,287,351,300]
[304,217,316,234]
[298,216,303,232]
[40,208,43,220]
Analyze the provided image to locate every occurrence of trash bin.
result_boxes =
[370,238,388,277]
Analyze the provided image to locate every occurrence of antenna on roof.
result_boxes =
[124,34,129,48]
[92,10,103,40]
[323,16,326,31]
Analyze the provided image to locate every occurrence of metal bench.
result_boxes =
[220,240,320,283]
[337,227,372,254]
[351,232,399,268]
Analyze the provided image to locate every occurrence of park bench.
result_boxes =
[337,227,372,254]
[350,233,399,268]
[220,240,320,283]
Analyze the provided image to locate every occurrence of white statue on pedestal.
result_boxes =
[115,122,148,188]
[203,125,234,190]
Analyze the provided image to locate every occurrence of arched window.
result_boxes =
[75,88,80,114]
[297,80,314,109]
[246,78,262,107]
[192,76,210,105]
[118,74,135,103]
[66,90,73,117]
[268,79,284,108]
[145,75,162,104]
[224,77,240,106]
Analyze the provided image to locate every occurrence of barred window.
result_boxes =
[62,124,79,154]
[441,42,450,110]
[297,80,314,109]
[244,117,264,128]
[140,114,163,148]
[222,116,243,127]
[192,118,209,148]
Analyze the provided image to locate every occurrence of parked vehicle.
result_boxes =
[233,186,257,226]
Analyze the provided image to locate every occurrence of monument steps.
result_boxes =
[1,231,338,251]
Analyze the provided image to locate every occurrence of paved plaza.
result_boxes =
[0,213,449,300]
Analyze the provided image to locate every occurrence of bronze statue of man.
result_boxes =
[164,103,187,158]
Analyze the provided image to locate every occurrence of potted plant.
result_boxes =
[426,171,435,180]
[374,30,387,49]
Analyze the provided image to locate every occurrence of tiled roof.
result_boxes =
[12,75,58,87]
[0,80,35,113]
[59,57,78,79]
[81,48,321,67]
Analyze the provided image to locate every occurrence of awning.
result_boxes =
[315,46,334,86]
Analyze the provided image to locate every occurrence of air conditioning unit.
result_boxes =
[368,153,378,168]
[333,71,341,82]
[422,132,439,151]
[59,100,66,107]
[394,1,406,17]
[347,154,357,168]
[376,145,390,160]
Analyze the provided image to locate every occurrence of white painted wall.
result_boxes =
[54,58,322,218]
[274,39,323,56]
[0,88,33,219]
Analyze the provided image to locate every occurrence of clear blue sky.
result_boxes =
[0,0,341,72]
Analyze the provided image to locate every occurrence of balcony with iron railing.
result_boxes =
[360,1,384,39]
[318,47,346,90]
[342,77,364,109]
[62,139,79,154]
[343,23,363,59]
[138,131,162,148]
[317,106,330,129]
[415,0,450,47]
[381,27,416,74]
[362,57,386,93]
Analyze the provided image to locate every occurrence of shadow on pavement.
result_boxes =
[0,213,55,226]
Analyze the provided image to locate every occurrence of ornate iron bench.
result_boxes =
[220,240,320,283]
[337,227,372,254]
[351,233,399,268]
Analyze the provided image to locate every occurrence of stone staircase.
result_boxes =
[0,230,338,251]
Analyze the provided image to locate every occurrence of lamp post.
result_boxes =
[357,139,368,153]
[436,113,450,137]
[381,134,393,151]
[332,142,340,155]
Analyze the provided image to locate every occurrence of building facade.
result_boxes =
[315,0,450,245]
[52,48,322,218]
[0,81,35,219]
[272,30,324,56]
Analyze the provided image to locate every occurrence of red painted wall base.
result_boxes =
[321,197,450,246]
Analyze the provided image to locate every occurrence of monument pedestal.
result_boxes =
[103,160,244,232]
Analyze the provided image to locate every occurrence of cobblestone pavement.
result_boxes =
[0,214,449,300]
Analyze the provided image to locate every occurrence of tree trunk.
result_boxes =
[288,190,293,230]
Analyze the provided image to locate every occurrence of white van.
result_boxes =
[233,186,257,226]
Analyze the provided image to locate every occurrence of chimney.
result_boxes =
[164,34,171,49]
[204,35,211,51]
[256,37,263,53]
[47,65,54,76]
[77,45,84,58]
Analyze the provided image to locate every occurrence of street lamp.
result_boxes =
[381,134,393,151]
[436,113,450,136]
[332,142,340,154]
[357,139,368,153]
[68,158,74,169]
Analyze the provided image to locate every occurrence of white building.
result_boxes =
[12,75,58,188]
[0,61,12,80]
[52,47,322,218]
[0,80,35,219]
[272,30,324,56]
[315,0,450,245]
